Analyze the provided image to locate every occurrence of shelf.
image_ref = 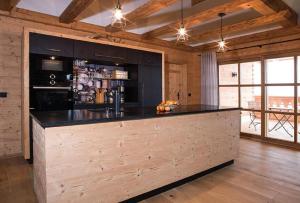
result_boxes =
[74,76,130,81]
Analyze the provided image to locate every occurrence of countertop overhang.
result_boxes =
[30,105,240,128]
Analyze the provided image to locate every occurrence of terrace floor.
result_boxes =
[241,113,300,142]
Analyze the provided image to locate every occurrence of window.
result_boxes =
[219,87,238,107]
[219,64,238,85]
[266,86,294,110]
[240,61,261,85]
[219,56,300,146]
[240,87,261,109]
[266,113,294,142]
[218,63,239,107]
[265,57,294,84]
[241,111,261,135]
[219,61,262,136]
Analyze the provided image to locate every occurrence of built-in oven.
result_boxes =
[30,86,73,111]
[30,54,73,111]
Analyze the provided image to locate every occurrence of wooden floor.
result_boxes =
[1,138,300,203]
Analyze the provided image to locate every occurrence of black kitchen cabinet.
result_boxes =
[30,33,74,57]
[74,40,94,60]
[140,51,162,66]
[139,65,162,106]
[29,32,163,107]
[125,48,140,64]
[93,44,127,64]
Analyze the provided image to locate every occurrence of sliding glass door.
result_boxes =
[218,54,300,146]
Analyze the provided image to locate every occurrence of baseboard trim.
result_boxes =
[121,160,234,203]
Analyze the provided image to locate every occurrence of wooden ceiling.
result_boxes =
[0,0,299,52]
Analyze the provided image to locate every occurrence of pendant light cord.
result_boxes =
[117,0,121,9]
[181,0,183,25]
[220,15,223,40]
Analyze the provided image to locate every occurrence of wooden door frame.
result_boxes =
[21,27,165,159]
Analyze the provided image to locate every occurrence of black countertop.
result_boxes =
[30,105,240,128]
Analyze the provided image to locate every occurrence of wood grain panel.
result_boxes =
[32,119,46,203]
[249,0,297,27]
[59,0,95,24]
[142,0,254,38]
[0,18,22,158]
[0,0,20,11]
[33,110,240,202]
[188,10,292,44]
[195,26,300,51]
[2,139,300,202]
[106,0,177,32]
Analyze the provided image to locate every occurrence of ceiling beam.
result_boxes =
[194,26,300,52]
[249,0,297,27]
[106,0,177,32]
[191,0,206,6]
[187,10,292,44]
[0,0,20,11]
[0,8,193,52]
[59,0,95,24]
[142,0,255,39]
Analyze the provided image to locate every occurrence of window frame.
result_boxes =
[218,54,300,145]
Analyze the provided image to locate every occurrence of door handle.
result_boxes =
[177,92,180,100]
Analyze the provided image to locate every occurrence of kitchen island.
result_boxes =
[31,105,240,203]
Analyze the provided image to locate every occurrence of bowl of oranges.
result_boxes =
[156,100,178,112]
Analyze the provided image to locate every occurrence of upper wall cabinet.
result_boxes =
[29,33,74,57]
[93,44,127,64]
[140,51,162,66]
[74,40,94,60]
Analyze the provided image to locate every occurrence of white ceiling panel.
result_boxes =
[17,0,72,16]
[81,0,149,27]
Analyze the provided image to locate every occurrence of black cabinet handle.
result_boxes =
[94,53,124,60]
[47,48,61,52]
[177,92,180,100]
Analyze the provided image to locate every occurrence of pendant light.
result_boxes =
[218,13,226,52]
[176,0,188,42]
[111,0,126,29]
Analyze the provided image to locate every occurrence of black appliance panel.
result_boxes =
[30,53,73,111]
[30,54,73,87]
[31,88,73,111]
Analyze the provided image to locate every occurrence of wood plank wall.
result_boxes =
[0,14,200,158]
[217,37,300,62]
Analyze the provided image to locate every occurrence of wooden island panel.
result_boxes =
[33,110,240,203]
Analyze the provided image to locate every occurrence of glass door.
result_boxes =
[265,57,295,142]
[240,61,262,136]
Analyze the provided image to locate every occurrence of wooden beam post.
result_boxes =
[0,0,20,11]
[188,10,293,44]
[142,0,255,39]
[249,0,298,27]
[106,0,177,33]
[59,0,95,24]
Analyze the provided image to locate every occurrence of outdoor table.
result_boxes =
[268,106,294,137]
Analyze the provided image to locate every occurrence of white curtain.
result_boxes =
[200,51,218,106]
